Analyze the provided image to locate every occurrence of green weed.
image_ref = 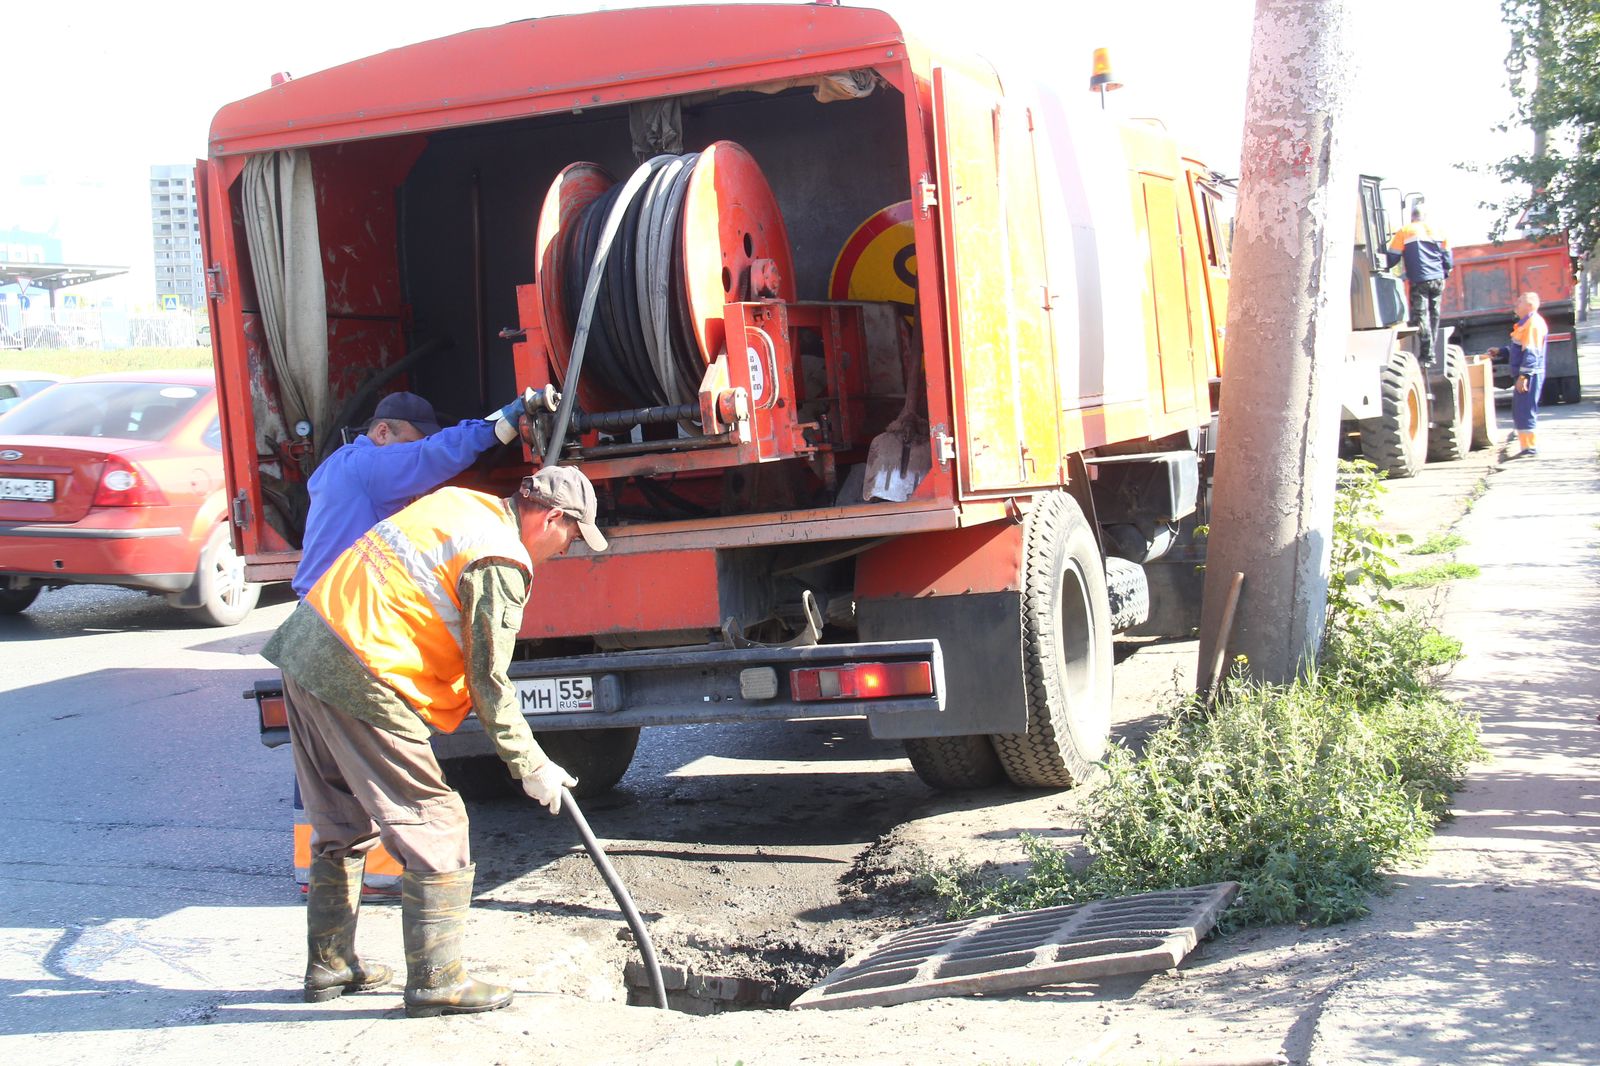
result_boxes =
[1409,532,1466,555]
[930,461,1482,930]
[1392,562,1481,588]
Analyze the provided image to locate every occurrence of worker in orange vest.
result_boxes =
[262,466,607,1017]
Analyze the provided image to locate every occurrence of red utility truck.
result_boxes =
[1441,234,1581,405]
[208,4,1230,810]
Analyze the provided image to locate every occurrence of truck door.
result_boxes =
[932,66,1060,495]
[1134,174,1198,417]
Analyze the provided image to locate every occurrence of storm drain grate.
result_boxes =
[790,881,1239,1011]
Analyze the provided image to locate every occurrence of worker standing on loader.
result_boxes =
[1491,291,1549,458]
[1386,202,1454,367]
[292,389,532,597]
[262,467,608,1017]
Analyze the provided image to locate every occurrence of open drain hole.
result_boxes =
[623,933,848,1014]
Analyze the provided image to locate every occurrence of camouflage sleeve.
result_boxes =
[459,560,546,780]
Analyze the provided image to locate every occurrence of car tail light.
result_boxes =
[92,456,168,506]
[790,661,934,702]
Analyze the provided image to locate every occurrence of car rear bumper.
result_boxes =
[0,521,197,593]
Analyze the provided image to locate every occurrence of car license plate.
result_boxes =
[0,477,53,502]
[515,675,594,714]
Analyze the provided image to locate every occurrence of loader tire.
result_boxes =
[1427,345,1471,463]
[441,755,519,800]
[990,490,1114,788]
[902,735,1005,790]
[1360,349,1428,478]
[532,727,641,797]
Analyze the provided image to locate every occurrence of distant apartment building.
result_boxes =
[149,164,204,310]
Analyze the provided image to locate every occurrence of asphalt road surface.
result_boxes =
[0,414,1512,1061]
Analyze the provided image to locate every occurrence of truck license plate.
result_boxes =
[0,477,53,502]
[515,675,594,714]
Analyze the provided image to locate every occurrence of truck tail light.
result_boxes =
[790,661,933,702]
[93,456,168,506]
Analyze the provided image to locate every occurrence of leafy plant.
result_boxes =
[1326,460,1410,634]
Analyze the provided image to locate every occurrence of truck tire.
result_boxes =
[902,735,1005,790]
[0,585,40,615]
[1545,375,1582,405]
[187,524,261,627]
[1360,349,1428,478]
[991,490,1114,788]
[1426,346,1471,463]
[442,755,520,800]
[1104,556,1150,633]
[533,727,641,797]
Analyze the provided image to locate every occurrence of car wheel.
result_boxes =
[0,585,41,615]
[188,525,260,627]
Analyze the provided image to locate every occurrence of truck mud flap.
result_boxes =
[857,592,1026,739]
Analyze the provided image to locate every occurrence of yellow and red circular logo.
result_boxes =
[829,199,916,320]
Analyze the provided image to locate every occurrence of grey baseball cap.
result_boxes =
[522,466,607,551]
[373,391,442,435]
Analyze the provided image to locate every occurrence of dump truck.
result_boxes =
[207,3,1231,816]
[1441,233,1581,405]
[1338,176,1477,479]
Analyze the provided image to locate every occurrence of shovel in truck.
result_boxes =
[863,313,931,502]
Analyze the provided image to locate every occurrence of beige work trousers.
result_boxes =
[283,674,471,874]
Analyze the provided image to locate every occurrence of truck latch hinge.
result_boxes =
[205,263,226,303]
[231,490,251,530]
[934,431,956,468]
[919,178,938,213]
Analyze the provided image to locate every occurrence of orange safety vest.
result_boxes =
[307,487,532,733]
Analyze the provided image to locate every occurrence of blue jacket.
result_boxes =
[292,420,499,597]
[1385,221,1453,283]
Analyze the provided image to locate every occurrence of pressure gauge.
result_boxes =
[294,420,312,439]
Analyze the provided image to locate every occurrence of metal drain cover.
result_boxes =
[791,881,1239,1010]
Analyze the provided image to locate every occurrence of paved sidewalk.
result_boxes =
[1307,342,1600,1062]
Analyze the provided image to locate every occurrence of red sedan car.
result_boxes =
[0,368,260,625]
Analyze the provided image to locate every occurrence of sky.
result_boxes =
[1,0,1526,309]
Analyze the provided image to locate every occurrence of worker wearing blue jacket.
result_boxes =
[1386,203,1453,367]
[292,390,527,597]
[1489,292,1549,458]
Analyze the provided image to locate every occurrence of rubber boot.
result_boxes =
[401,864,513,1018]
[304,854,393,1002]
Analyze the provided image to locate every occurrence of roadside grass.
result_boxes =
[0,348,213,377]
[925,459,1483,929]
[1392,561,1481,588]
[1409,532,1466,555]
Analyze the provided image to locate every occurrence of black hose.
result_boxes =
[559,788,668,1010]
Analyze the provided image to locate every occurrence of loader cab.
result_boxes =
[1352,174,1407,331]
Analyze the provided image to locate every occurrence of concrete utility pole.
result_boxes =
[1196,0,1359,689]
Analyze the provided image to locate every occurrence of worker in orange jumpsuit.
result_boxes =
[1490,292,1549,458]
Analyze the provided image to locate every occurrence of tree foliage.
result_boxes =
[1493,0,1600,253]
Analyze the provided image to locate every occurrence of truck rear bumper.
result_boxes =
[251,638,946,750]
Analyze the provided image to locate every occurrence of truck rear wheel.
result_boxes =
[1426,346,1471,463]
[991,490,1114,788]
[0,585,40,615]
[1361,349,1428,478]
[1545,375,1582,405]
[533,727,641,797]
[902,735,1005,790]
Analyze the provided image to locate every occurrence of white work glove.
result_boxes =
[490,387,535,444]
[521,760,578,814]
